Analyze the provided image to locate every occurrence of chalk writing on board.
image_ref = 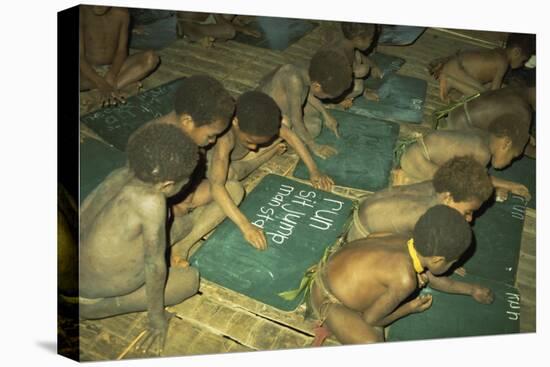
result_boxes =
[251,183,346,245]
[510,194,527,220]
[505,292,521,320]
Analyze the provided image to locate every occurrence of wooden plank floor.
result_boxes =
[77,22,536,361]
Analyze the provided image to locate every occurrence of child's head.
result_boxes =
[127,123,199,197]
[413,205,472,275]
[488,114,529,169]
[174,75,234,147]
[234,91,281,151]
[340,22,377,51]
[432,156,493,222]
[506,33,535,69]
[309,49,353,100]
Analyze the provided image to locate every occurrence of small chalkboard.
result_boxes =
[190,174,353,311]
[293,110,399,191]
[387,274,520,341]
[232,16,317,51]
[80,78,184,151]
[350,74,427,124]
[462,195,527,285]
[363,53,406,91]
[80,138,127,204]
[378,25,426,46]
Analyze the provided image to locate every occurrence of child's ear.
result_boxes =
[502,136,513,151]
[311,81,322,93]
[441,191,453,205]
[159,180,175,192]
[179,114,194,129]
[511,47,522,58]
[430,256,447,266]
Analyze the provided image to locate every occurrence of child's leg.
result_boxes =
[440,60,485,100]
[324,303,384,344]
[114,50,160,90]
[79,266,199,319]
[228,141,285,181]
[171,180,245,259]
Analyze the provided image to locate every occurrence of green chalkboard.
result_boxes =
[80,78,185,151]
[363,53,406,91]
[378,25,426,46]
[190,174,353,311]
[232,16,317,51]
[387,274,521,341]
[489,156,536,209]
[293,110,399,191]
[80,138,127,204]
[462,195,527,285]
[350,74,427,124]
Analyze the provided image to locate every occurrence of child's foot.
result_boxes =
[364,89,380,102]
[170,254,190,269]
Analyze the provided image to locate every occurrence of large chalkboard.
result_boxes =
[461,195,527,285]
[349,74,427,124]
[489,156,536,209]
[80,78,185,151]
[387,274,520,341]
[293,110,399,191]
[80,138,127,204]
[190,174,353,311]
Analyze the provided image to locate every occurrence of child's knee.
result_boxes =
[225,180,245,205]
[166,266,200,305]
[143,50,160,69]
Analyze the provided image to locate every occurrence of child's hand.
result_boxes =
[495,187,509,202]
[509,183,531,201]
[275,142,287,155]
[311,143,338,159]
[138,310,173,356]
[370,65,384,79]
[310,171,334,191]
[410,294,433,313]
[242,223,268,250]
[471,285,494,304]
[339,98,354,110]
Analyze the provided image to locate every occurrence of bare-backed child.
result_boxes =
[80,5,159,106]
[75,124,201,355]
[309,205,494,345]
[396,116,530,200]
[151,75,245,261]
[210,91,335,250]
[429,33,535,102]
[175,12,260,44]
[258,50,353,159]
[348,156,493,241]
[444,86,536,157]
[331,22,383,106]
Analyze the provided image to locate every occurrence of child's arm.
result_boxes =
[362,278,431,326]
[279,125,334,191]
[209,132,267,250]
[353,51,370,78]
[286,75,337,159]
[307,93,340,138]
[137,194,171,349]
[490,176,531,201]
[426,272,494,304]
[490,57,509,90]
[106,9,130,87]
